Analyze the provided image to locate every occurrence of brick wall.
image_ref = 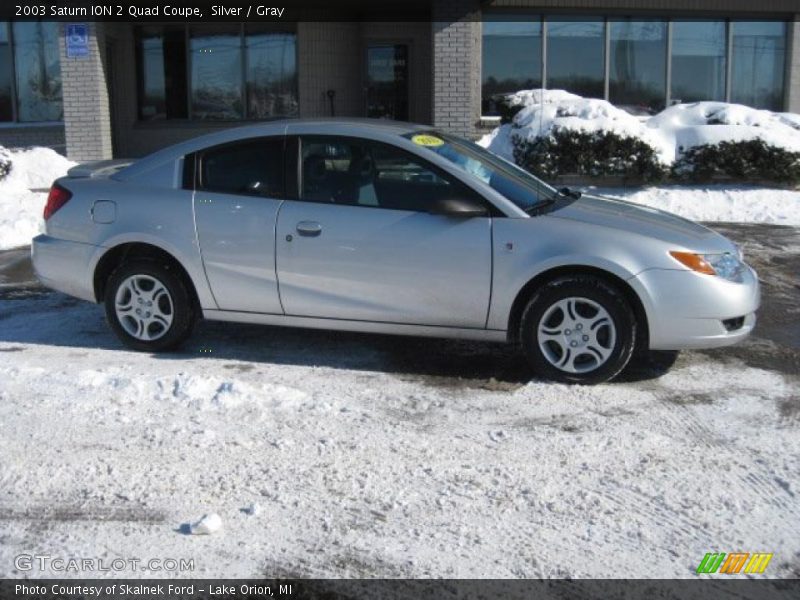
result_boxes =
[58,22,113,161]
[432,0,481,138]
[0,124,65,153]
[298,22,362,118]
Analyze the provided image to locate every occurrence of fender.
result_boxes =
[89,232,218,309]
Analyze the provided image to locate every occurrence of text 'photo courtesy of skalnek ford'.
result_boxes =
[0,1,798,599]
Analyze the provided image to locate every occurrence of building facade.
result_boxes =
[1,0,798,160]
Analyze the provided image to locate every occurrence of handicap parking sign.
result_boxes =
[66,24,89,58]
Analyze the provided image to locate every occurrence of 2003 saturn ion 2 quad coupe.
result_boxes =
[32,119,760,384]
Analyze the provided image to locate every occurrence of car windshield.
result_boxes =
[402,131,558,211]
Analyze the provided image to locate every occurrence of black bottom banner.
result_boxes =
[2,579,800,600]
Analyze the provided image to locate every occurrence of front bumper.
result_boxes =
[31,234,97,303]
[628,264,760,350]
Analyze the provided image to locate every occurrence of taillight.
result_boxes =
[44,183,72,220]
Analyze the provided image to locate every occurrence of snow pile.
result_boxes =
[480,89,672,163]
[647,102,800,160]
[479,90,800,165]
[0,146,75,250]
[581,185,800,226]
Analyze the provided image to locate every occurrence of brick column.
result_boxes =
[787,17,800,113]
[432,0,481,138]
[58,22,113,161]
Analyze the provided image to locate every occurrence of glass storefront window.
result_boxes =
[12,21,62,121]
[136,25,297,121]
[671,21,726,104]
[190,28,243,120]
[137,26,188,120]
[482,19,542,115]
[546,18,605,99]
[731,21,786,111]
[609,20,667,115]
[0,23,12,121]
[246,30,298,118]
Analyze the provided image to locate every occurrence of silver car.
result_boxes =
[32,119,760,384]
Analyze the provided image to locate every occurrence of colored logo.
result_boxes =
[696,552,773,574]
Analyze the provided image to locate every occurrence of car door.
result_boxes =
[193,136,285,314]
[275,136,492,328]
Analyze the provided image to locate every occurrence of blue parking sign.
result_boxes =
[66,24,89,58]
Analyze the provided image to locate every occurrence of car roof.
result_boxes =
[113,118,431,182]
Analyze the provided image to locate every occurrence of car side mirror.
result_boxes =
[429,196,488,218]
[559,186,582,199]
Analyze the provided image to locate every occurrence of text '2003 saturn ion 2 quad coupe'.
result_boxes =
[32,119,760,384]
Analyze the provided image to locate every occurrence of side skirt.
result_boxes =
[202,310,508,343]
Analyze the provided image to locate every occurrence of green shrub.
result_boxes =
[672,139,800,184]
[512,128,668,182]
[0,149,10,182]
[497,100,524,125]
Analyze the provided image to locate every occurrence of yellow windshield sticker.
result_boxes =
[411,134,444,147]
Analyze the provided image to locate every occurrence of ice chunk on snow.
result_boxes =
[190,513,223,535]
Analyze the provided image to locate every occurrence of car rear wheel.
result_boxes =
[104,260,195,352]
[520,275,636,384]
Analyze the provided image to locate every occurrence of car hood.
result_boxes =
[548,193,737,253]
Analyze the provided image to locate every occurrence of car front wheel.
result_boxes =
[520,275,636,384]
[104,260,195,352]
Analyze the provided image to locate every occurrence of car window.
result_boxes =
[199,138,284,197]
[403,131,557,212]
[299,136,483,212]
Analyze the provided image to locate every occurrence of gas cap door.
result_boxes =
[91,200,116,224]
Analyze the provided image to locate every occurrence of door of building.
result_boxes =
[365,44,409,121]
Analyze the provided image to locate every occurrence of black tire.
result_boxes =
[104,260,195,352]
[520,275,636,384]
[627,349,680,374]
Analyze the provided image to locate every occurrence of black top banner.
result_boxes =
[3,1,795,22]
[2,1,439,22]
[2,579,800,600]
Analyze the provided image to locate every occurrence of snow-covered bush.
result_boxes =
[479,90,800,185]
[672,139,800,185]
[479,90,671,181]
[0,147,11,182]
[513,129,667,182]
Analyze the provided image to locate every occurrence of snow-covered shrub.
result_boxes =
[0,147,11,182]
[479,90,672,181]
[672,139,800,185]
[513,128,668,182]
[480,91,800,184]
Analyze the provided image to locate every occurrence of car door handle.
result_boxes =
[296,221,322,237]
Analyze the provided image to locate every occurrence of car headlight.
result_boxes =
[669,251,745,283]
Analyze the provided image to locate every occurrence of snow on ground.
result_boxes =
[0,146,74,250]
[0,291,798,579]
[580,185,800,226]
[478,89,800,164]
